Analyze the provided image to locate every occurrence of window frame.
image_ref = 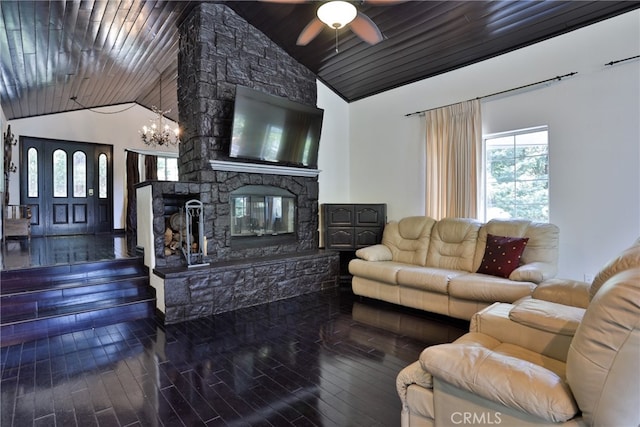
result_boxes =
[156,155,178,181]
[52,149,67,198]
[481,125,549,222]
[72,150,87,198]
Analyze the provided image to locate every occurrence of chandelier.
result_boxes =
[140,74,179,146]
[140,106,179,146]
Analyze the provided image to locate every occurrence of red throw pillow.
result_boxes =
[477,234,529,278]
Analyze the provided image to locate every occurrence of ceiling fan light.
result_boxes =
[317,1,357,29]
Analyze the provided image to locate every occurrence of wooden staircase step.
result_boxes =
[0,256,155,347]
[1,293,155,325]
[0,257,147,291]
[0,299,155,348]
[1,280,153,322]
[0,272,148,296]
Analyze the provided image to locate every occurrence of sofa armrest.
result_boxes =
[508,298,584,336]
[532,278,590,308]
[470,303,575,362]
[421,337,578,423]
[354,244,392,261]
[396,360,433,407]
[509,261,556,283]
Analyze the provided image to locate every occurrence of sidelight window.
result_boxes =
[27,147,38,197]
[99,153,107,198]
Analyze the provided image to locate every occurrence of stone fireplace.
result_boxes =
[137,3,339,324]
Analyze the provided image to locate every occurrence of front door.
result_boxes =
[20,137,113,236]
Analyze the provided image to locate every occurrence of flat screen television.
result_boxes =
[229,85,324,169]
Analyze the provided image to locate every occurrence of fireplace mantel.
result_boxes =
[210,160,320,177]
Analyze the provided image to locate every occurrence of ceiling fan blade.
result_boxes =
[258,0,309,3]
[350,12,383,45]
[297,18,325,46]
[364,0,406,4]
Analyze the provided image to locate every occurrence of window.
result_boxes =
[28,148,38,197]
[73,151,87,197]
[98,153,107,198]
[483,127,549,222]
[157,156,178,181]
[52,149,67,197]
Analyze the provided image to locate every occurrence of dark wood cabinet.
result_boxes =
[323,204,386,283]
[323,204,387,250]
[324,203,387,251]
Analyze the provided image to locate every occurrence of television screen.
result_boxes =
[229,85,324,169]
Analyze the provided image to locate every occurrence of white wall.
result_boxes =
[316,83,351,246]
[317,82,351,205]
[348,10,640,280]
[7,104,178,229]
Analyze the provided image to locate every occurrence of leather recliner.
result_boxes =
[396,265,640,426]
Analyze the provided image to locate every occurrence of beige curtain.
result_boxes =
[425,99,481,219]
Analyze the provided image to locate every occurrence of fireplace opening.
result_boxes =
[230,185,296,248]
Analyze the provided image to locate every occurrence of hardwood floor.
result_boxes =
[1,234,136,271]
[1,235,469,426]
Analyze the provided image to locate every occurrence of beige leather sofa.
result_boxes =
[396,239,640,427]
[349,217,559,320]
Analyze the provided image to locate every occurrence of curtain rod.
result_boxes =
[605,55,640,66]
[404,72,578,117]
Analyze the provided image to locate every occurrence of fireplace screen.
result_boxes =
[230,186,295,237]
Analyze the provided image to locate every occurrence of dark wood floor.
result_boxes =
[1,234,135,271]
[1,236,469,426]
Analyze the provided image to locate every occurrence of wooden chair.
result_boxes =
[3,205,32,240]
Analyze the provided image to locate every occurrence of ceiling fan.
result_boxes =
[262,0,403,48]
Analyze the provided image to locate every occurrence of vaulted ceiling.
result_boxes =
[1,1,638,122]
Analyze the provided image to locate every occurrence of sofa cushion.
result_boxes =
[421,332,577,423]
[477,234,529,278]
[382,216,436,266]
[426,218,480,272]
[520,222,560,266]
[449,273,535,303]
[396,266,466,294]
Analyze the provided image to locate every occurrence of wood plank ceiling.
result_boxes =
[1,1,638,122]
